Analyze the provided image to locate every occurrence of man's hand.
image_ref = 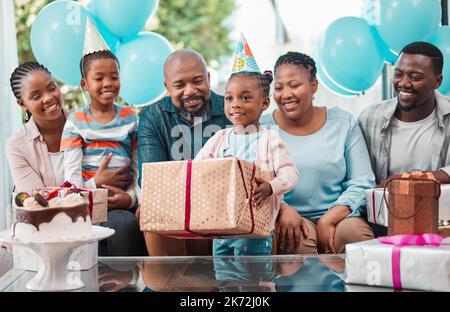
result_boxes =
[102,185,132,210]
[253,177,273,208]
[276,203,309,253]
[94,154,132,190]
[431,169,450,183]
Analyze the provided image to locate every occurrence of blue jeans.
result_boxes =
[213,236,273,256]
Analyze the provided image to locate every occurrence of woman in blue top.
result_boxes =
[261,52,375,254]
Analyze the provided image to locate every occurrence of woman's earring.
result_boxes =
[24,110,30,122]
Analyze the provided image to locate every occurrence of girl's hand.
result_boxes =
[94,154,132,190]
[102,184,132,210]
[276,203,309,253]
[135,206,141,219]
[253,177,273,208]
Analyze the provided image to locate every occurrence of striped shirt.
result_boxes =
[61,104,139,207]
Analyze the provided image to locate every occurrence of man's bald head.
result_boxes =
[164,49,207,77]
[163,49,211,117]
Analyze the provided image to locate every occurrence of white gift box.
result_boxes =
[345,238,450,292]
[13,242,97,272]
[365,185,450,226]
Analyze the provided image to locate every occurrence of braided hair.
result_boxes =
[274,52,317,81]
[10,61,51,100]
[228,70,274,97]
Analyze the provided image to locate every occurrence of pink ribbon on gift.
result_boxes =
[378,234,448,290]
[167,159,257,239]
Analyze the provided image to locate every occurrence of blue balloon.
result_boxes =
[370,26,398,65]
[313,44,358,96]
[429,27,450,95]
[365,0,441,54]
[318,17,384,92]
[91,0,159,39]
[117,32,173,106]
[30,1,120,85]
[31,1,89,85]
[316,62,359,97]
[87,11,120,53]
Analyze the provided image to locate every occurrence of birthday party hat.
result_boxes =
[231,33,261,74]
[83,17,109,55]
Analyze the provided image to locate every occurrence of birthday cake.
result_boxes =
[12,188,93,242]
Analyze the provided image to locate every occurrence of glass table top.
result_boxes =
[0,249,394,292]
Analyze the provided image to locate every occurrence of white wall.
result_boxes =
[0,0,22,230]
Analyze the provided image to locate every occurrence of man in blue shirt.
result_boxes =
[137,49,230,256]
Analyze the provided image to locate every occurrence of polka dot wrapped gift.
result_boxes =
[139,158,273,238]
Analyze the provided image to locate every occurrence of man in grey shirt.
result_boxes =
[359,41,450,187]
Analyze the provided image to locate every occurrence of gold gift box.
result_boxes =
[140,158,273,238]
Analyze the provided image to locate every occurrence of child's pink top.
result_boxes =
[195,127,299,231]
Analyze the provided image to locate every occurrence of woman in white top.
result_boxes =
[6,61,147,256]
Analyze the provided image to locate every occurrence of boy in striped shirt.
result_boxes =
[61,50,139,210]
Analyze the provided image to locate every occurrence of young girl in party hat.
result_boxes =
[61,18,140,211]
[196,33,299,256]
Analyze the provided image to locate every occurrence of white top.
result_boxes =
[389,108,438,175]
[49,151,65,186]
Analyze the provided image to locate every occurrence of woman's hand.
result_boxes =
[102,184,132,210]
[316,217,337,254]
[253,177,273,208]
[94,154,132,190]
[276,203,309,253]
[317,205,351,254]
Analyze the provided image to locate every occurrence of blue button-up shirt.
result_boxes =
[137,91,231,185]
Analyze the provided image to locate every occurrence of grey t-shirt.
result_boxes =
[389,108,437,175]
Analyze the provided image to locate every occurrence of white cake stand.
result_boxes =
[0,226,114,291]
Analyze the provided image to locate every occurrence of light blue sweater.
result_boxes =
[260,107,375,221]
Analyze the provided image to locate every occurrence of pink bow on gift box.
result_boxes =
[378,234,448,290]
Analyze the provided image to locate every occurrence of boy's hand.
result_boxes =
[253,177,273,208]
[95,154,132,190]
[102,185,132,210]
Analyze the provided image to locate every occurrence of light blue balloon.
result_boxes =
[87,12,120,53]
[369,0,441,54]
[117,32,173,106]
[91,0,159,39]
[429,27,450,95]
[370,25,398,65]
[313,43,358,96]
[318,17,384,92]
[30,1,89,85]
[317,62,359,97]
[30,1,120,85]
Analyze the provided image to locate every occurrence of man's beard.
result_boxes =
[396,98,418,112]
[180,95,208,117]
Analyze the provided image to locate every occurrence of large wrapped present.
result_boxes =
[366,173,448,232]
[345,234,450,291]
[140,158,274,238]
